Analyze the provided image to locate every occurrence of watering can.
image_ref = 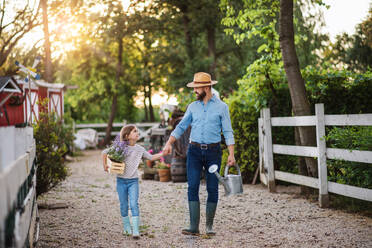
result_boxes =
[208,164,243,196]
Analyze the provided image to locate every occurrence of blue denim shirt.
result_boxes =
[171,95,235,145]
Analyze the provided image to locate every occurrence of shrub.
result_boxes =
[326,126,372,189]
[34,99,70,196]
[225,64,372,183]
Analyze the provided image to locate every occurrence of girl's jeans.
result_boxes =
[116,178,139,217]
[186,143,222,203]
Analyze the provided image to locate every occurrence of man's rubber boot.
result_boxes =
[206,202,217,236]
[182,201,200,236]
[122,216,132,235]
[132,216,140,239]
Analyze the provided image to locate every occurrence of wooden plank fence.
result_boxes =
[73,122,160,140]
[259,103,372,207]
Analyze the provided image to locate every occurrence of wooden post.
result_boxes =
[258,111,267,185]
[315,104,329,207]
[263,108,275,192]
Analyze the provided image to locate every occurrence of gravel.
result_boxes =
[37,150,372,248]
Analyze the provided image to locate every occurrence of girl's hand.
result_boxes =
[103,154,109,172]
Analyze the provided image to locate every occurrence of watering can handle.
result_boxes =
[224,164,241,177]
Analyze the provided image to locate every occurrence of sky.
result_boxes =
[321,0,371,41]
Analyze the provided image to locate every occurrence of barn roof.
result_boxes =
[0,76,23,94]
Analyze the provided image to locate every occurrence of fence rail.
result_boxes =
[259,103,372,207]
[73,122,160,140]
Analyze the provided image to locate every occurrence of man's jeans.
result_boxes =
[117,178,139,217]
[186,143,222,203]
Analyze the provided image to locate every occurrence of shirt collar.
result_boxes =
[198,94,217,105]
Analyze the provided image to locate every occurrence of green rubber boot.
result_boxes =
[206,202,217,236]
[182,201,200,236]
[132,216,140,239]
[122,216,132,235]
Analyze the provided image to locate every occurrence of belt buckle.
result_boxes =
[200,144,208,150]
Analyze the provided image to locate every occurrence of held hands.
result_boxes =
[163,143,172,156]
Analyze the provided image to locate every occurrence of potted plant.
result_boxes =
[155,158,171,182]
[106,137,128,174]
[146,149,154,168]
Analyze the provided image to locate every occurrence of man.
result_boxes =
[163,72,235,236]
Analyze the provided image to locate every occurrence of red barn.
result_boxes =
[0,76,65,127]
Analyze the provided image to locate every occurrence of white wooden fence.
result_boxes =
[73,122,160,140]
[0,126,38,247]
[259,103,372,207]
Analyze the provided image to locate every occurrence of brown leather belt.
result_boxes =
[190,141,220,150]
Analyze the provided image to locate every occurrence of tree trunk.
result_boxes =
[148,82,155,122]
[41,0,53,82]
[104,37,123,145]
[104,94,118,145]
[295,126,311,194]
[207,25,216,77]
[143,85,149,122]
[179,4,194,60]
[279,0,318,177]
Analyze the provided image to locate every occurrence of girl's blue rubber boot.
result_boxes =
[122,216,132,235]
[132,216,140,239]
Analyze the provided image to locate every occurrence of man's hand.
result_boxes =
[163,136,176,156]
[163,143,172,156]
[227,153,236,166]
[227,144,235,166]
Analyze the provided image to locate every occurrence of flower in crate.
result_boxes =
[107,136,129,163]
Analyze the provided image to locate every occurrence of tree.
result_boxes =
[279,0,318,178]
[221,0,326,184]
[41,0,53,82]
[0,0,41,67]
[325,8,372,72]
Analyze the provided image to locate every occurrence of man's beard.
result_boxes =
[196,91,206,101]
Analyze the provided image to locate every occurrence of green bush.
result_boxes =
[223,60,297,182]
[326,126,372,189]
[226,64,372,183]
[34,100,70,196]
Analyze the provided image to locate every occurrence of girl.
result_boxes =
[102,124,163,239]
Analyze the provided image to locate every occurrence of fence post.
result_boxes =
[263,108,275,192]
[258,110,267,185]
[315,103,329,207]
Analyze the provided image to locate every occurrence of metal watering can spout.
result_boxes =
[208,164,230,194]
[208,164,243,196]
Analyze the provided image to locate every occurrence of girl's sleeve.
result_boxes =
[141,146,152,160]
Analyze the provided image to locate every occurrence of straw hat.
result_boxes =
[186,72,218,88]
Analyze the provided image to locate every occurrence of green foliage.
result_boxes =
[226,63,372,183]
[324,8,372,72]
[33,100,70,196]
[304,66,372,114]
[326,127,372,189]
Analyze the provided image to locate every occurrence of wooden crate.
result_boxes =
[107,157,125,174]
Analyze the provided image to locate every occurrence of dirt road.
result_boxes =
[37,150,372,248]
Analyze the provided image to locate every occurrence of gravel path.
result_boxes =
[37,150,372,248]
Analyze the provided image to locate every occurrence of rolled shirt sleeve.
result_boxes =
[170,105,192,140]
[221,104,235,145]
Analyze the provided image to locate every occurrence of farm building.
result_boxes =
[0,75,66,247]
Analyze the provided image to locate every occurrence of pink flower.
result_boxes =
[160,157,165,162]
[148,149,153,154]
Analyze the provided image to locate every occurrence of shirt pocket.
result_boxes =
[208,111,221,123]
